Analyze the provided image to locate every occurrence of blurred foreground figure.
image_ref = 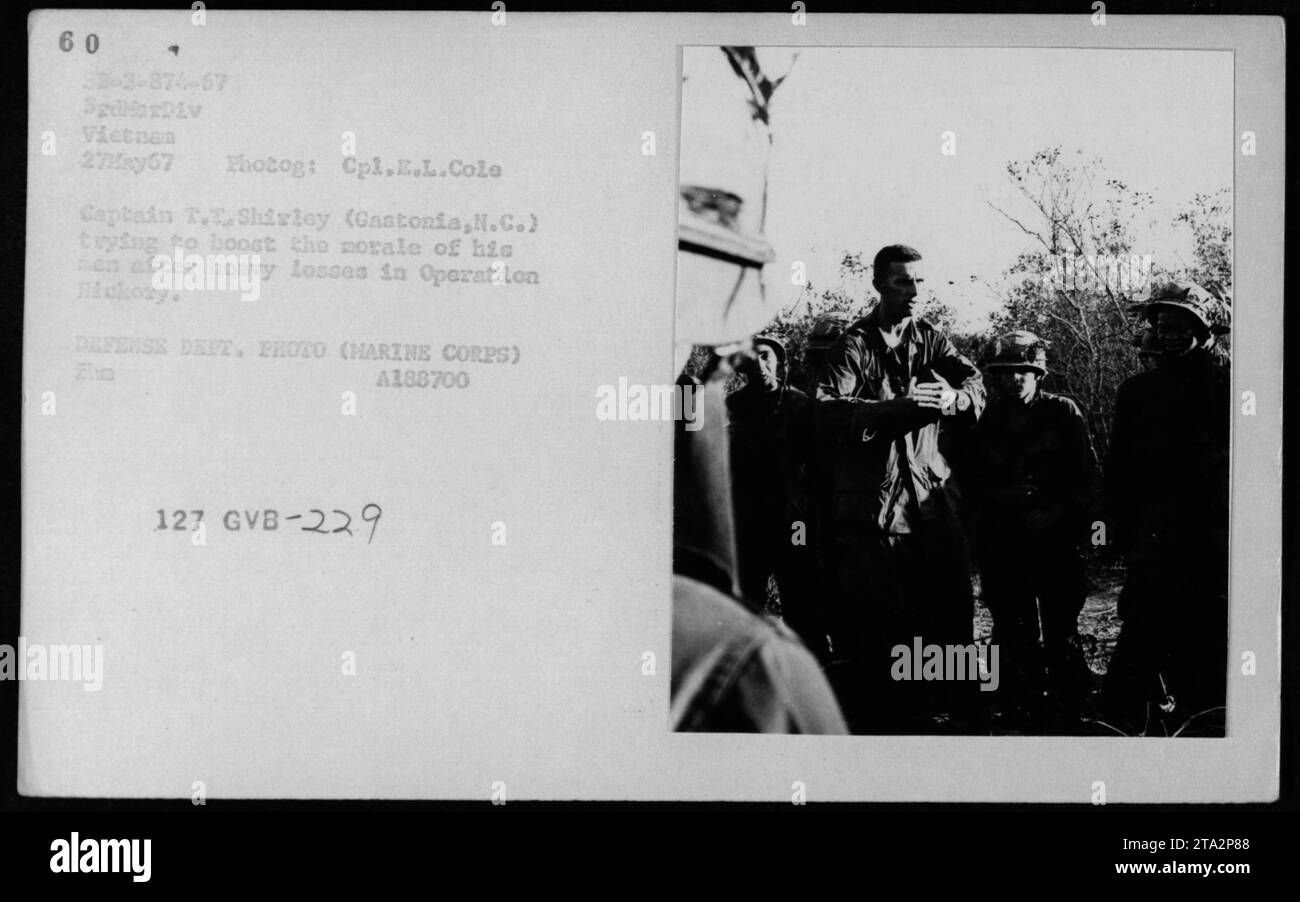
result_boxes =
[971,331,1094,732]
[1101,282,1230,735]
[671,187,846,733]
[673,352,846,733]
[727,335,829,660]
[815,245,985,733]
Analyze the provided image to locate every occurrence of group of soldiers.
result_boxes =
[672,243,1230,736]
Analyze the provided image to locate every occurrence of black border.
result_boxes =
[2,0,1295,885]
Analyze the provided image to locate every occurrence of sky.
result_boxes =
[680,47,1234,330]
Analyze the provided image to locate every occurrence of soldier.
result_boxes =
[1129,303,1165,372]
[802,312,851,397]
[803,313,853,658]
[971,331,1095,732]
[673,344,846,734]
[1100,282,1231,735]
[1134,331,1164,372]
[726,335,829,659]
[815,244,986,733]
[671,187,846,734]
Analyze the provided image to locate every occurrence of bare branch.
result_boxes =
[987,200,1053,253]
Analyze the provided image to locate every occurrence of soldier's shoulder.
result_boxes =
[672,574,845,733]
[913,315,962,337]
[828,323,871,359]
[749,621,848,733]
[726,387,758,419]
[672,575,762,645]
[840,320,872,343]
[673,575,811,662]
[1116,368,1160,399]
[1039,391,1086,417]
[912,317,955,344]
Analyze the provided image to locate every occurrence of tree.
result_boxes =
[1165,187,1232,300]
[986,148,1155,459]
[985,148,1232,457]
[1161,187,1233,366]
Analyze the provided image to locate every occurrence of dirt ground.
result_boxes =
[765,557,1228,736]
[973,561,1126,679]
[769,559,1126,677]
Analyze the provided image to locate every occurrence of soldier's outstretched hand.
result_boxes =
[912,373,959,414]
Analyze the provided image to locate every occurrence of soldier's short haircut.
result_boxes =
[872,244,923,280]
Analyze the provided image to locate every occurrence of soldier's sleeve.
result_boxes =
[964,416,993,515]
[786,389,813,462]
[929,330,986,427]
[1059,396,1095,525]
[814,334,922,443]
[735,635,850,734]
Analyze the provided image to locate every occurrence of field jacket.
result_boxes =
[670,575,848,733]
[814,310,985,536]
[1103,349,1230,557]
[727,382,812,532]
[972,390,1094,543]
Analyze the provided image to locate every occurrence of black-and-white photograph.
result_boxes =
[10,7,1285,832]
[672,45,1233,737]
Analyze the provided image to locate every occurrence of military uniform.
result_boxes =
[971,337,1095,728]
[1100,349,1230,732]
[1100,283,1231,735]
[671,573,848,733]
[815,309,985,731]
[800,314,853,659]
[727,378,828,658]
[672,187,848,734]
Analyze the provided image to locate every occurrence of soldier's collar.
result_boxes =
[857,307,917,342]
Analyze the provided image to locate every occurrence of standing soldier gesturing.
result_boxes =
[815,244,986,733]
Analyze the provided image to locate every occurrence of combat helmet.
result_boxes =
[984,330,1049,376]
[752,334,787,369]
[806,312,851,352]
[1134,281,1231,336]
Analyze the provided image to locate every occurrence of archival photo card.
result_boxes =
[19,10,1283,803]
